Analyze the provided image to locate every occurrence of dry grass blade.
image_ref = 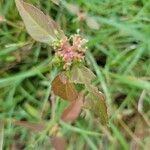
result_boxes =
[12,120,45,132]
[64,3,80,15]
[0,122,4,150]
[51,0,60,5]
[86,16,100,30]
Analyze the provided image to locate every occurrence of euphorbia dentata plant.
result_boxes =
[15,0,108,125]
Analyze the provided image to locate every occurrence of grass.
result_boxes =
[0,0,150,149]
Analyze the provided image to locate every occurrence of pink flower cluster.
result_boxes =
[56,34,87,69]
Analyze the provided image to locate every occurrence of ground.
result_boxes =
[0,0,150,149]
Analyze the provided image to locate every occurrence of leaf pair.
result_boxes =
[52,73,83,123]
[70,65,108,125]
[52,65,108,125]
[15,0,64,44]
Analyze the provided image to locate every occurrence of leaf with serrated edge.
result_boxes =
[61,93,83,122]
[52,73,78,101]
[15,0,64,44]
[70,65,96,85]
[85,86,108,125]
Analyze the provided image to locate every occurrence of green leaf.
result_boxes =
[15,0,64,44]
[85,86,108,125]
[70,65,96,86]
[52,73,78,101]
[61,93,84,122]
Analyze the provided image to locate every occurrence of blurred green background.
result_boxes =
[0,0,150,149]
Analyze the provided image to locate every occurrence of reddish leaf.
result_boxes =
[52,73,78,101]
[85,86,108,125]
[51,136,66,150]
[61,93,84,122]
